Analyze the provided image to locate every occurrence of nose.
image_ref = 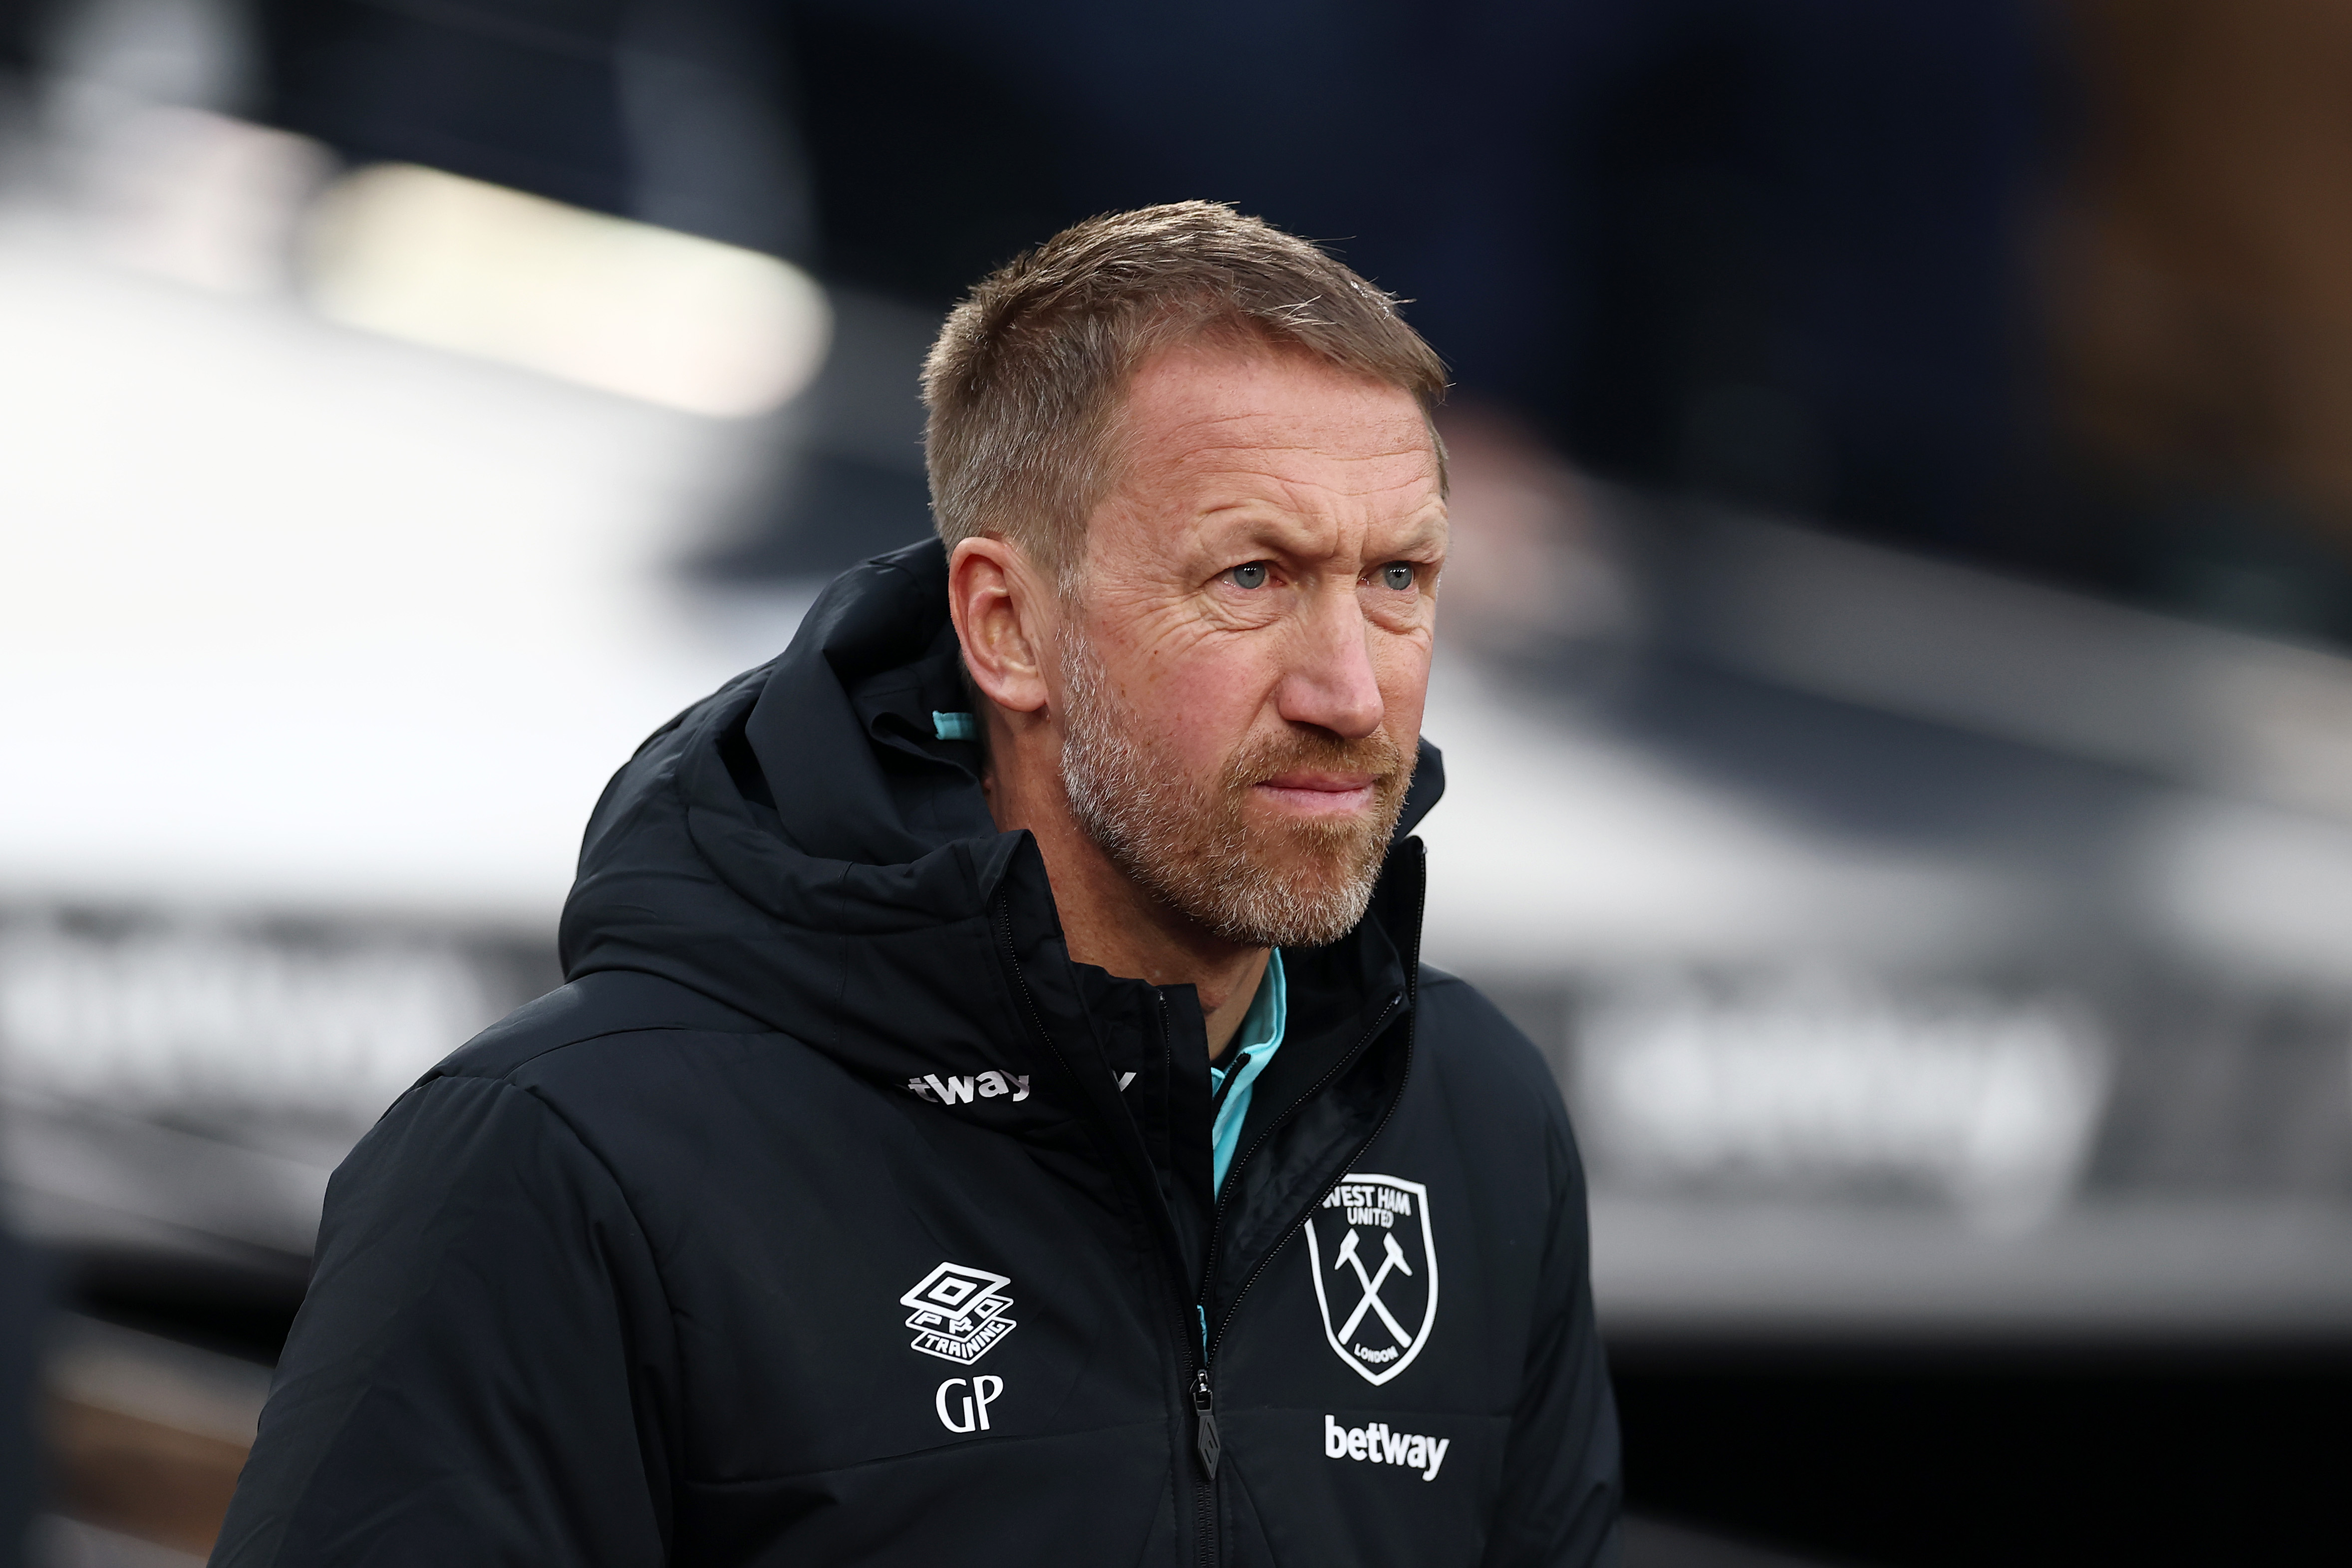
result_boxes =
[1274,590,1384,740]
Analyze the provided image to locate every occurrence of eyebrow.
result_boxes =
[1383,513,1451,553]
[1197,486,1447,537]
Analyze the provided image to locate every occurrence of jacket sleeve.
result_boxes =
[1479,1110,1623,1568]
[211,1072,677,1568]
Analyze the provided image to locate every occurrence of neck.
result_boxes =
[984,741,1267,1061]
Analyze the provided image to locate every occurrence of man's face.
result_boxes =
[1053,342,1447,947]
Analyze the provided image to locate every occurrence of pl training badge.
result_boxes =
[1303,1174,1438,1385]
[901,1262,1018,1364]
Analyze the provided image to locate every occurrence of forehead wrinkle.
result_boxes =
[1107,353,1443,546]
[1178,459,1443,560]
[1206,451,1443,518]
[1126,375,1433,454]
[1142,406,1435,461]
[1159,424,1441,496]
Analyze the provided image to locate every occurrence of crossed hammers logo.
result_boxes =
[1331,1227,1417,1345]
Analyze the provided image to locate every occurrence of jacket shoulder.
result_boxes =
[429,968,773,1085]
[1415,963,1567,1109]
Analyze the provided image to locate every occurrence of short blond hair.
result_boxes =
[921,202,1448,579]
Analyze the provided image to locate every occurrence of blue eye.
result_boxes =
[1381,563,1415,591]
[1229,562,1270,589]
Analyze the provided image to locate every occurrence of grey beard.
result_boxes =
[1056,630,1408,948]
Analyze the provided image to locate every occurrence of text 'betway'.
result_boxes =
[1324,1415,1449,1480]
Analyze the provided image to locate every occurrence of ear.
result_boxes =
[947,535,1055,716]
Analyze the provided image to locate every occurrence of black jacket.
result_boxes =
[213,541,1621,1567]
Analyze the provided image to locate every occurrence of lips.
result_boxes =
[1252,771,1382,816]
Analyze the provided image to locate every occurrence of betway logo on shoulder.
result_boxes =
[1324,1415,1450,1481]
[905,1071,1030,1105]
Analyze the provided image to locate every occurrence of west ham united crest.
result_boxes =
[901,1262,1018,1364]
[1303,1173,1438,1385]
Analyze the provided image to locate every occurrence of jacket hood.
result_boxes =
[557,539,1444,1113]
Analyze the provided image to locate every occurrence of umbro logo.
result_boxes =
[901,1262,1018,1364]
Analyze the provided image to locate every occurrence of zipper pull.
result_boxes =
[1192,1367,1221,1479]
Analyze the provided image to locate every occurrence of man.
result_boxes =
[214,203,1620,1566]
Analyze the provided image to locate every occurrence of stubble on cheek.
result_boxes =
[1059,632,1415,948]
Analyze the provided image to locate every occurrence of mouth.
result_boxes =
[1250,770,1383,818]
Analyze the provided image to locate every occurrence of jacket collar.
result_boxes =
[560,540,1438,1165]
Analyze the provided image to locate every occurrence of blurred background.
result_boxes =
[2,0,2351,1563]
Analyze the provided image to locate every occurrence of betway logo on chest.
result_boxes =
[1324,1415,1450,1481]
[905,1071,1030,1105]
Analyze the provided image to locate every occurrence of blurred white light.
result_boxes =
[0,219,776,922]
[301,163,831,417]
[1576,972,2111,1228]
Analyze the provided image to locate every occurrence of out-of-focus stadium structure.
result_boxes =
[5,1,2352,1564]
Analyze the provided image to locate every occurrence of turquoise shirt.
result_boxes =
[1207,949,1287,1196]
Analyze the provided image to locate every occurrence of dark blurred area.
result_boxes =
[239,0,2062,601]
[5,0,2352,1563]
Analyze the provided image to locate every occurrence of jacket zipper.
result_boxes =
[998,854,1426,1568]
[1177,983,1411,1568]
[1191,1365,1221,1475]
[1155,989,1222,1568]
[999,904,1222,1567]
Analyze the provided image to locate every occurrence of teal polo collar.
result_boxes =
[1207,949,1286,1196]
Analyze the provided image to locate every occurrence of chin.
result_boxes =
[1191,840,1387,949]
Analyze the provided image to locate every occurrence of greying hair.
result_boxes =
[920,202,1448,581]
